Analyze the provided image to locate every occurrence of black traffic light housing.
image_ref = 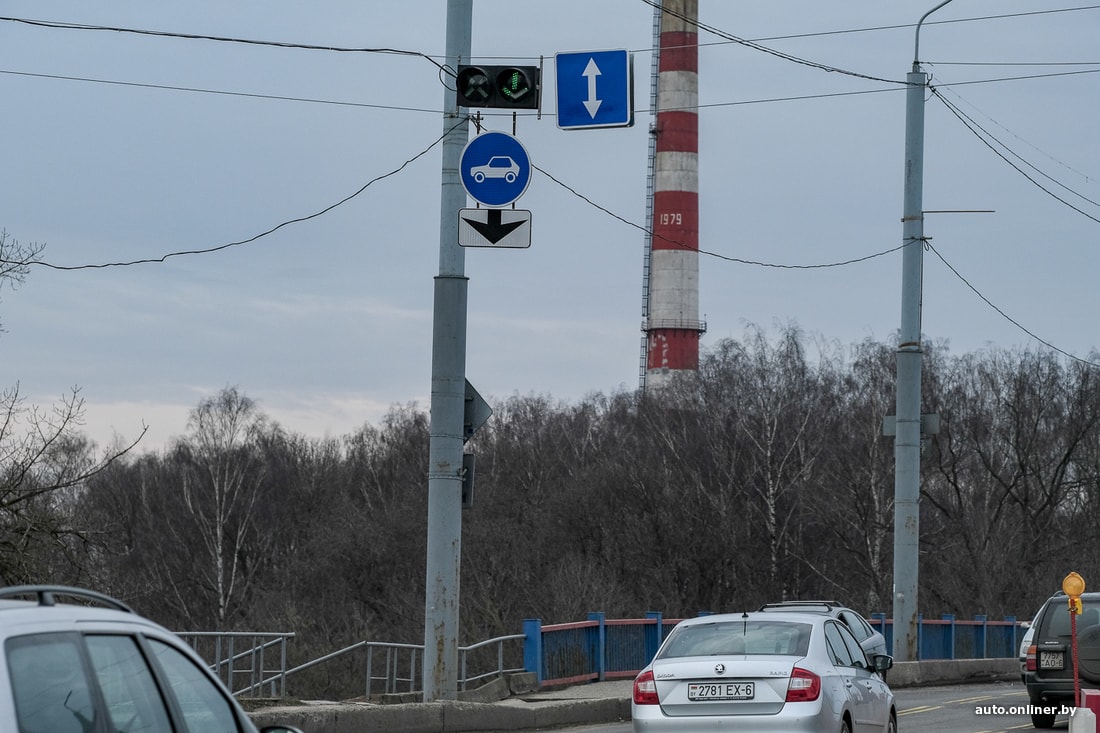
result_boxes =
[455,65,540,110]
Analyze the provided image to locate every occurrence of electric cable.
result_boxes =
[681,5,1100,53]
[0,16,451,73]
[0,68,443,114]
[533,163,904,269]
[637,0,909,86]
[925,241,1099,367]
[7,8,1100,361]
[931,85,1100,225]
[537,162,1099,367]
[933,84,1099,205]
[21,119,467,271]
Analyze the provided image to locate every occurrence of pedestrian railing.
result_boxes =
[870,613,1020,660]
[176,631,295,698]
[183,611,1023,699]
[525,611,1023,687]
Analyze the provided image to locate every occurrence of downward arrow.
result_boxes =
[462,209,525,244]
[582,58,602,118]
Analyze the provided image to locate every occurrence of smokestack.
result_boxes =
[645,0,704,388]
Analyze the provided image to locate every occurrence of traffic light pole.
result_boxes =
[893,0,954,663]
[423,0,472,702]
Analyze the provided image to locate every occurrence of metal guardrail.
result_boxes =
[525,612,667,687]
[524,611,1024,688]
[357,635,526,697]
[182,611,1024,699]
[870,613,1021,659]
[460,634,526,690]
[182,632,525,700]
[176,632,295,698]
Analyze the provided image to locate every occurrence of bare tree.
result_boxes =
[723,325,828,596]
[133,387,271,628]
[924,348,1100,613]
[0,383,144,583]
[812,338,898,609]
[0,230,43,335]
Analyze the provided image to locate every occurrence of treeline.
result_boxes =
[4,325,1100,691]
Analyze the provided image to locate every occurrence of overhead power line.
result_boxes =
[933,83,1098,187]
[0,68,442,114]
[636,0,908,86]
[5,9,1098,116]
[683,4,1100,51]
[636,1,1100,93]
[537,163,1097,368]
[8,8,1099,363]
[926,241,1099,367]
[21,119,465,272]
[0,16,451,72]
[931,85,1100,225]
[534,163,904,269]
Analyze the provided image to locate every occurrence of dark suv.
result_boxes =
[0,585,302,733]
[1025,590,1100,728]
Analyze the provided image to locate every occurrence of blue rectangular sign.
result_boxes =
[555,49,633,130]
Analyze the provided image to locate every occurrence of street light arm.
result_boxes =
[913,0,957,70]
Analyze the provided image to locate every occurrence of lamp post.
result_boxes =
[423,0,472,702]
[893,0,955,663]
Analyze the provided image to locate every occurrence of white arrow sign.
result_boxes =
[582,58,602,118]
[556,49,633,130]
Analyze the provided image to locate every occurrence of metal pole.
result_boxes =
[893,65,925,664]
[893,0,954,663]
[423,0,471,702]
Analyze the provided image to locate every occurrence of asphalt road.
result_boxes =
[898,681,1057,732]
[546,681,1058,733]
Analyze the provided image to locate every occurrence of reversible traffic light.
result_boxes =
[455,65,540,109]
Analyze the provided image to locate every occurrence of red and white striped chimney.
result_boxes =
[646,0,704,388]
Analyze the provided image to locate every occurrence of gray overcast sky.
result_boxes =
[2,1,1099,452]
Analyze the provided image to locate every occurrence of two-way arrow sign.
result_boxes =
[556,49,633,130]
[582,58,603,118]
[458,209,532,248]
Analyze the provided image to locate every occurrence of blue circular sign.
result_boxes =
[459,131,531,208]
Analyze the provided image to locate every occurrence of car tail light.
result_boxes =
[633,670,659,705]
[786,667,821,702]
[1026,645,1037,673]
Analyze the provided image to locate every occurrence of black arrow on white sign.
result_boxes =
[462,209,524,244]
[458,208,532,248]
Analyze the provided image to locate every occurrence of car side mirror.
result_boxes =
[260,727,306,733]
[873,654,893,673]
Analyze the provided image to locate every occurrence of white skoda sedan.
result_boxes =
[632,611,896,733]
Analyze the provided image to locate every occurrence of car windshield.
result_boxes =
[658,620,811,658]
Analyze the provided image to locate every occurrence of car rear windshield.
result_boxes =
[658,620,812,658]
[1039,600,1100,638]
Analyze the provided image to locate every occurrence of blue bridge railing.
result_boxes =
[524,612,1022,687]
[869,613,1019,660]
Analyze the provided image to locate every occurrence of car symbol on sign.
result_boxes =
[470,156,519,184]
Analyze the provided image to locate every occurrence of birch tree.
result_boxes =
[155,387,269,627]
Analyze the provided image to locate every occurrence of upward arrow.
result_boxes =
[582,58,602,118]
